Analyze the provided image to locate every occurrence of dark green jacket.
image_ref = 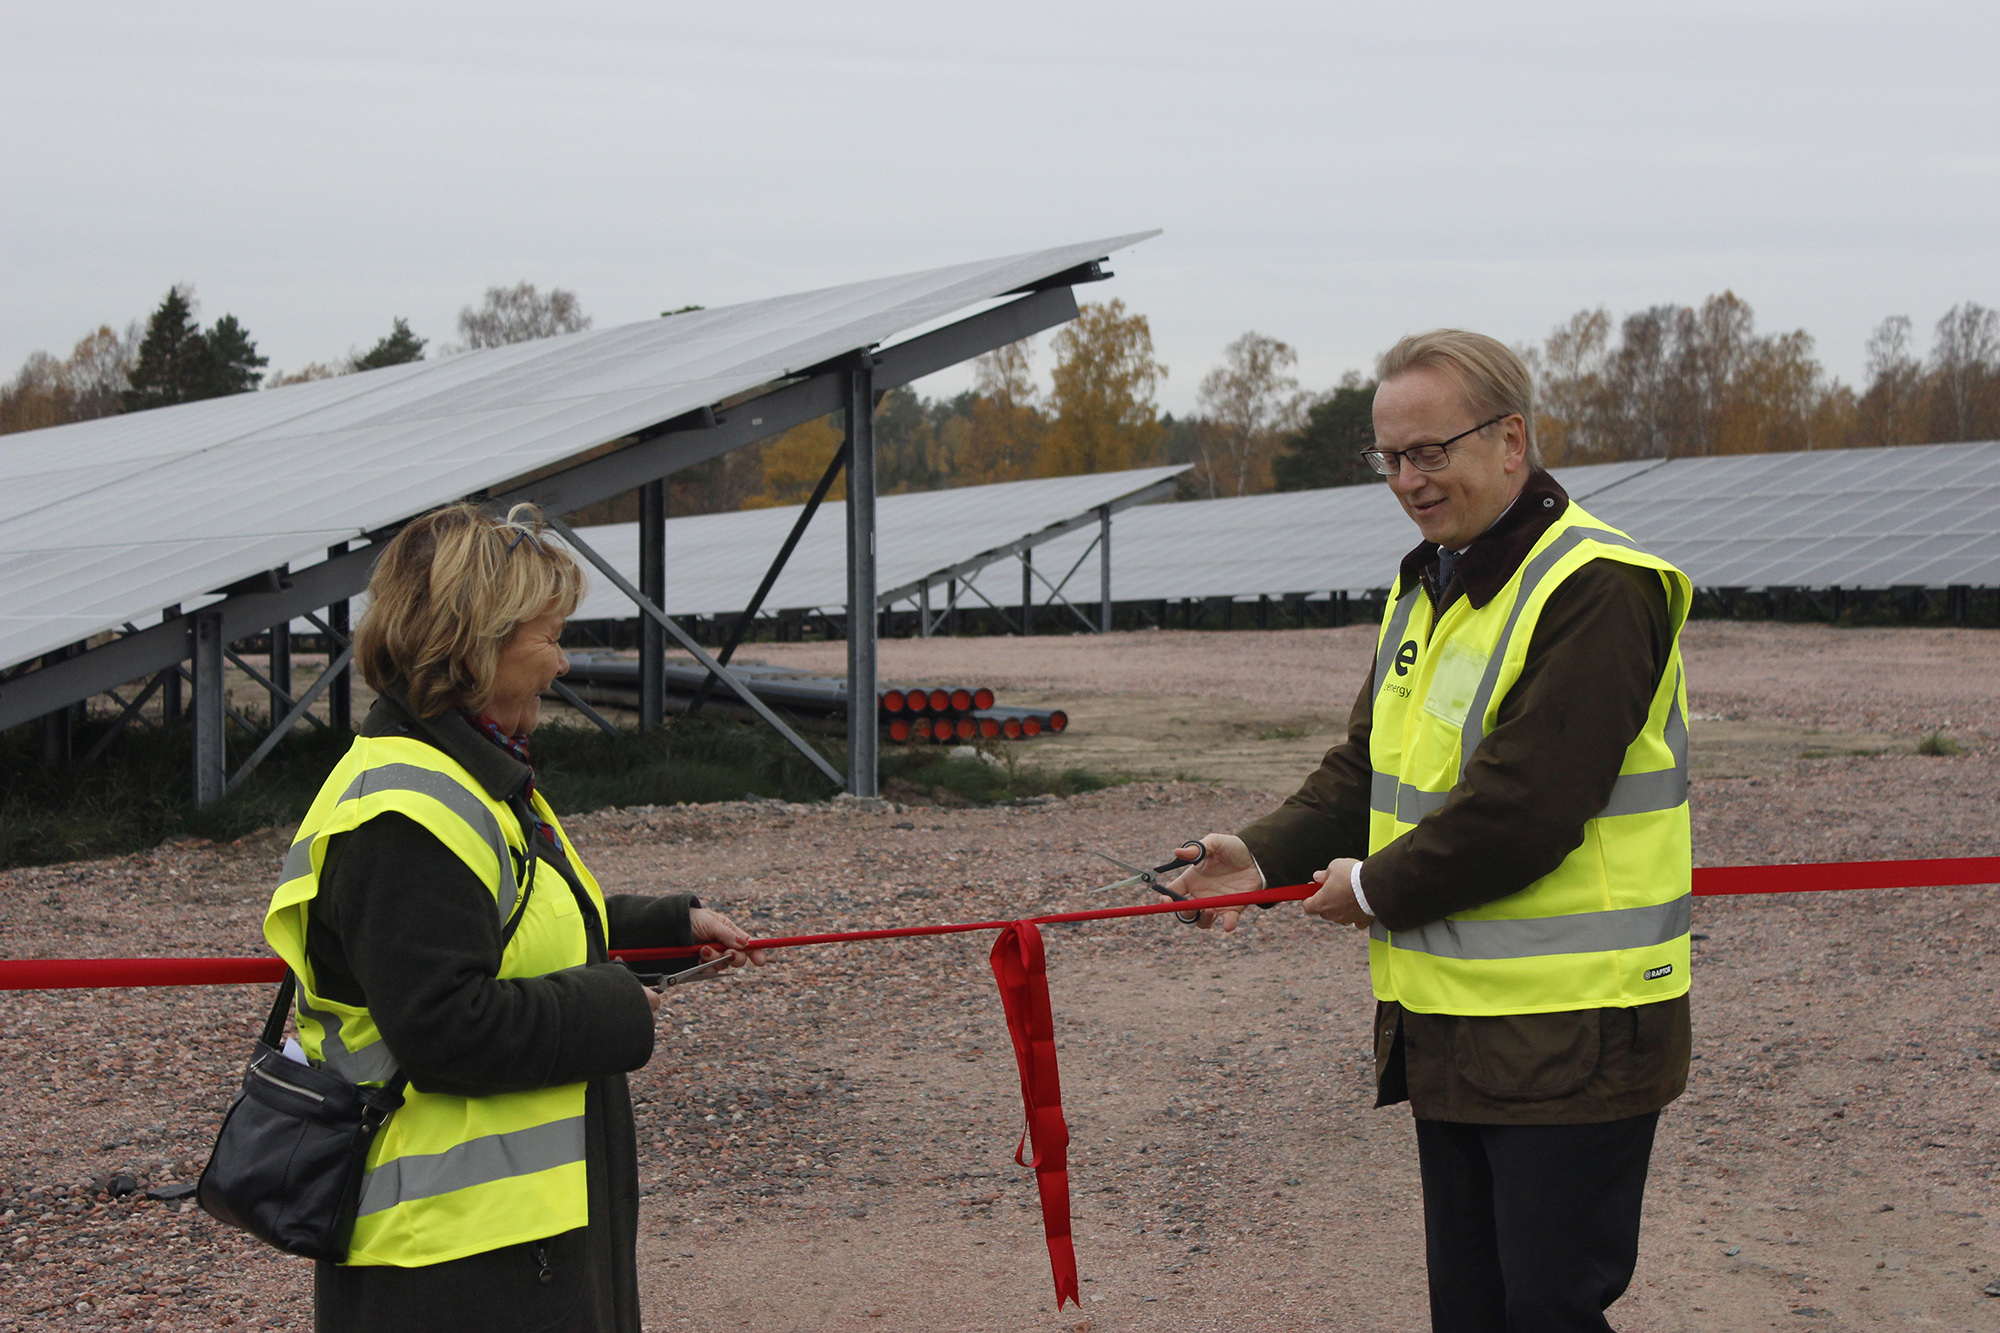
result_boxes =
[1239,468,1691,1124]
[305,694,697,1332]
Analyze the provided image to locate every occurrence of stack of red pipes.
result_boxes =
[880,685,1067,745]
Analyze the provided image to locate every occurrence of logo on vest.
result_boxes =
[1642,963,1674,981]
[1394,640,1418,677]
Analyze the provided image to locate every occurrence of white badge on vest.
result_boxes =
[1421,640,1488,730]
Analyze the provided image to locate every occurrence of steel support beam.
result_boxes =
[1021,550,1034,636]
[326,543,353,732]
[844,360,879,797]
[40,648,73,767]
[638,479,666,732]
[158,605,183,723]
[1098,505,1112,633]
[0,285,1086,734]
[192,611,226,807]
[268,616,291,724]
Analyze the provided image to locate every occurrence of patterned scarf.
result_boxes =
[463,710,561,853]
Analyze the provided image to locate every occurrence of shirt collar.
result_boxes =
[1397,467,1571,610]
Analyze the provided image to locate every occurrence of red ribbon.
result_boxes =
[990,921,1079,1310]
[4,856,1999,1312]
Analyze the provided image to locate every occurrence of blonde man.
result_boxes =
[1173,332,1692,1332]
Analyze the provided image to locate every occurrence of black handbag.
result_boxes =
[198,802,540,1262]
[195,973,409,1262]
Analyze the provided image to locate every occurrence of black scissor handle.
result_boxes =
[1152,840,1206,877]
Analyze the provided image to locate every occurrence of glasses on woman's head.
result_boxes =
[1359,415,1506,476]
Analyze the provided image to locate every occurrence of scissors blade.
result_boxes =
[1093,851,1151,878]
[1089,872,1151,894]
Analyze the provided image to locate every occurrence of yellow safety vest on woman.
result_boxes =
[1366,502,1695,1016]
[264,735,607,1267]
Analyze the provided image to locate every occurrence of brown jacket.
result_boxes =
[1238,468,1690,1124]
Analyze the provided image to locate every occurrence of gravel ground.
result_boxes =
[2,625,1996,1332]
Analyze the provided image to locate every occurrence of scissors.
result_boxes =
[1091,841,1207,924]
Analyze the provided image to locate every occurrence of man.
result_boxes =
[1171,330,1693,1332]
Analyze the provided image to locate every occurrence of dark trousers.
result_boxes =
[1414,1111,1659,1333]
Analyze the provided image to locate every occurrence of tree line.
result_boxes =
[0,282,589,434]
[8,281,1996,509]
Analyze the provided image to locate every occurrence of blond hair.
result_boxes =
[355,502,584,718]
[1378,329,1540,466]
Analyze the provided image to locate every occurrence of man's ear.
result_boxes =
[1502,415,1530,472]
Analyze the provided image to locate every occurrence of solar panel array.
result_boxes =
[1569,441,2000,588]
[0,232,1155,673]
[1013,440,2000,603]
[566,466,1188,620]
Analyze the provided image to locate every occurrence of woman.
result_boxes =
[263,502,760,1332]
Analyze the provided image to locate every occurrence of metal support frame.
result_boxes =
[1098,504,1113,633]
[158,605,182,723]
[690,438,850,714]
[844,359,879,797]
[326,544,352,732]
[545,516,844,787]
[549,678,620,736]
[1020,550,1034,636]
[192,610,226,807]
[638,480,666,732]
[40,647,74,767]
[225,640,355,795]
[269,616,291,725]
[223,645,328,733]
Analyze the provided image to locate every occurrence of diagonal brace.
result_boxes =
[225,642,356,795]
[544,517,844,788]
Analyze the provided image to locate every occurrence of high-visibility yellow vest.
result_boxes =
[264,735,608,1267]
[1366,502,1694,1016]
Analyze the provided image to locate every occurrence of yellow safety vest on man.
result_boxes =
[264,735,607,1267]
[1366,502,1695,1016]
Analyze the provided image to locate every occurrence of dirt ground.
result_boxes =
[2,623,1997,1332]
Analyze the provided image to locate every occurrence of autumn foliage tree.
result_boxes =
[960,341,1047,485]
[1037,300,1167,477]
[1193,331,1307,496]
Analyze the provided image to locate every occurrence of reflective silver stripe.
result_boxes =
[339,762,518,925]
[296,994,400,1085]
[1369,770,1396,814]
[356,1115,587,1217]
[1370,893,1691,960]
[281,838,314,884]
[1372,583,1421,701]
[1597,684,1689,818]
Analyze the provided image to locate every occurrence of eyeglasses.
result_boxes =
[1359,415,1507,476]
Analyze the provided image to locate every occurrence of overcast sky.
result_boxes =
[4,1,1994,412]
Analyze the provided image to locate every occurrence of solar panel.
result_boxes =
[0,233,1157,672]
[564,466,1189,621]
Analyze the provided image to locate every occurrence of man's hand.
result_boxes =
[1162,834,1264,932]
[1302,857,1374,930]
[689,907,767,968]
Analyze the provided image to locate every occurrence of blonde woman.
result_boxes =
[264,503,759,1332]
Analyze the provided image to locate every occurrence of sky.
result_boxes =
[3,0,1996,413]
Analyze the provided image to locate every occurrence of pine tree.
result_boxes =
[351,317,427,371]
[122,287,206,412]
[199,314,267,396]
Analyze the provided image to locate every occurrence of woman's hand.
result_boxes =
[690,907,767,968]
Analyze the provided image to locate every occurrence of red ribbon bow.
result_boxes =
[989,920,1079,1310]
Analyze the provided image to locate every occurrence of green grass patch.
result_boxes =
[0,711,1125,869]
[1915,731,1966,757]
